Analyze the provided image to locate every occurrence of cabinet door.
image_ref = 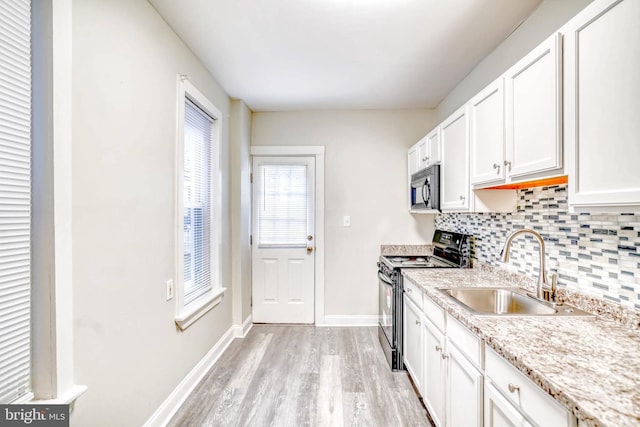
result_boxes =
[408,143,419,176]
[403,295,423,393]
[426,127,441,165]
[423,318,446,427]
[470,78,505,186]
[484,382,533,427]
[565,0,640,207]
[447,341,483,427]
[440,105,470,211]
[417,137,429,170]
[505,32,562,179]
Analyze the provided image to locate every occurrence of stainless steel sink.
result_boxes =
[436,287,594,317]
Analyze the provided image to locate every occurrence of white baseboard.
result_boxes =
[233,315,253,338]
[143,324,237,427]
[320,315,378,327]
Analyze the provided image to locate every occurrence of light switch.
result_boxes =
[166,279,174,301]
[343,215,351,227]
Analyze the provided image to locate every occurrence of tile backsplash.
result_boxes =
[435,184,640,309]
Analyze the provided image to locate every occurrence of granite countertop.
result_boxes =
[402,267,640,427]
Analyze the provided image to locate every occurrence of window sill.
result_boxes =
[175,288,226,331]
[22,385,88,411]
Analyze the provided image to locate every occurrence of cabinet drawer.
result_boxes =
[423,295,445,333]
[446,314,482,369]
[485,346,573,427]
[403,279,423,310]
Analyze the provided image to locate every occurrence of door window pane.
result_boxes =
[258,165,307,246]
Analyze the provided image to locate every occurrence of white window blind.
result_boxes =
[182,97,216,305]
[0,0,32,404]
[258,164,308,246]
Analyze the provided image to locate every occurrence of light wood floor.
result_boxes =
[168,325,432,427]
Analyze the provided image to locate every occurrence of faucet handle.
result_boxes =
[543,273,558,302]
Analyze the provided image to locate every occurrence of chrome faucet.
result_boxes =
[500,228,555,302]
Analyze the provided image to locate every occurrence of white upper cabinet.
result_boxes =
[409,128,441,177]
[505,32,563,179]
[470,78,505,186]
[417,137,429,171]
[441,105,470,211]
[469,33,563,190]
[408,142,420,176]
[426,127,441,166]
[564,0,640,207]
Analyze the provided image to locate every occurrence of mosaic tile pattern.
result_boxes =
[435,184,640,309]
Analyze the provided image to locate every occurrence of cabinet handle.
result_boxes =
[508,383,520,393]
[459,195,465,201]
[435,345,442,352]
[493,163,501,173]
[441,353,449,360]
[415,320,420,326]
[504,160,512,171]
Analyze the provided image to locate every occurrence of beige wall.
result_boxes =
[230,100,253,324]
[71,1,232,426]
[252,110,438,317]
[436,0,592,121]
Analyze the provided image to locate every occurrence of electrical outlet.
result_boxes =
[166,279,174,301]
[343,215,351,227]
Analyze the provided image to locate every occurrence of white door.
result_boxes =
[251,156,315,323]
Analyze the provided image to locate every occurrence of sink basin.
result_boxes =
[437,287,594,317]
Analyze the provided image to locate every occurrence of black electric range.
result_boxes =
[377,230,470,370]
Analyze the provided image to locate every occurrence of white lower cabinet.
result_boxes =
[402,289,579,427]
[484,346,576,427]
[418,299,482,427]
[423,317,446,427]
[403,295,423,392]
[484,381,533,427]
[447,341,483,427]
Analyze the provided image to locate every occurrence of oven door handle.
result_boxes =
[378,271,394,286]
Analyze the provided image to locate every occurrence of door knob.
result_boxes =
[307,247,314,254]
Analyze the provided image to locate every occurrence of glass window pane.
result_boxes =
[183,99,213,303]
[259,164,308,246]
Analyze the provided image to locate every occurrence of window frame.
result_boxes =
[174,77,224,330]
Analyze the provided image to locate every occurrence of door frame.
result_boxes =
[249,145,325,325]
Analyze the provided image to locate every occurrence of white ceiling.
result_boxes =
[149,0,542,112]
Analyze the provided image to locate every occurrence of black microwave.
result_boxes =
[410,164,440,211]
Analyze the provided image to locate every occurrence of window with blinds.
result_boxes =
[258,164,308,246]
[0,0,32,404]
[182,97,217,305]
